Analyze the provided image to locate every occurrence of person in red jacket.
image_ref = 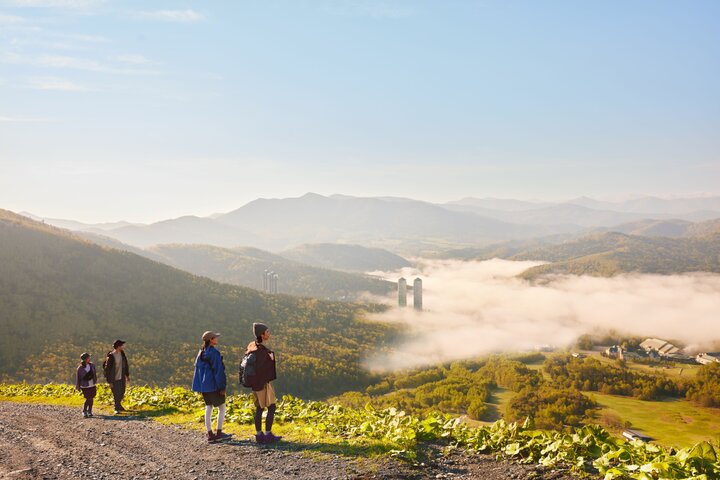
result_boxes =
[247,322,281,444]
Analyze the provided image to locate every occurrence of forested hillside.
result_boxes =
[280,243,411,272]
[148,244,394,300]
[514,232,720,279]
[0,209,394,398]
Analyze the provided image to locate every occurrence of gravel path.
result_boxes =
[0,402,583,479]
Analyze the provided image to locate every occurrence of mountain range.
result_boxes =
[24,194,720,255]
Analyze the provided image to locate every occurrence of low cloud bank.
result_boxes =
[366,259,720,371]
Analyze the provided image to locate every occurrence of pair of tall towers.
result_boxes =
[263,270,279,294]
[398,277,422,311]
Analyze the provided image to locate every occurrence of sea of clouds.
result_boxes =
[366,259,720,371]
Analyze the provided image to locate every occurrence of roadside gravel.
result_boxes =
[0,402,582,479]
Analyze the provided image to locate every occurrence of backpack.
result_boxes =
[239,350,258,388]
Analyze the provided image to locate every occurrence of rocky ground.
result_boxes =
[0,402,583,479]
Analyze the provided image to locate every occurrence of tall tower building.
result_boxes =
[398,277,407,307]
[263,269,269,292]
[413,277,423,311]
[272,273,279,294]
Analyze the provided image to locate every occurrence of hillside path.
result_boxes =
[0,402,581,480]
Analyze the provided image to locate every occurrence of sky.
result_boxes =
[1,0,719,223]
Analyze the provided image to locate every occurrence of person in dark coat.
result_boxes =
[192,331,231,443]
[247,322,281,444]
[75,352,97,418]
[103,340,130,414]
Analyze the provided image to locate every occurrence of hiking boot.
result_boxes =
[113,410,121,415]
[87,412,94,418]
[215,430,232,442]
[264,433,282,443]
[254,432,266,444]
[83,411,88,418]
[207,432,217,444]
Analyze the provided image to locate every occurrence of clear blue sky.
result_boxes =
[1,0,719,222]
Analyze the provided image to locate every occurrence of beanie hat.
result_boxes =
[253,322,268,337]
[80,352,90,361]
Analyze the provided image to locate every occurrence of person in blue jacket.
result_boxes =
[192,331,231,443]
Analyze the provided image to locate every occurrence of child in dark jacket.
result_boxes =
[75,352,97,418]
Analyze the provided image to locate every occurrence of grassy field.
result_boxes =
[587,392,720,448]
[585,351,701,379]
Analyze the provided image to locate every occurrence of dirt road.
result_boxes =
[0,402,581,479]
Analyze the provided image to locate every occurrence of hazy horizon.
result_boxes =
[10,191,720,225]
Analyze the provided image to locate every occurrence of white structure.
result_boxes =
[640,338,680,357]
[398,277,407,307]
[413,277,422,311]
[696,353,720,365]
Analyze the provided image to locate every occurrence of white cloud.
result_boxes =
[135,9,205,23]
[1,0,104,8]
[0,52,161,75]
[0,12,27,23]
[0,115,50,122]
[113,53,152,65]
[366,259,720,371]
[28,76,93,91]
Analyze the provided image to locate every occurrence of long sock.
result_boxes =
[205,405,213,432]
[217,403,226,431]
[254,407,264,433]
[265,403,276,433]
[88,398,93,414]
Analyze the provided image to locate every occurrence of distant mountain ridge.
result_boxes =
[148,243,395,300]
[280,243,412,272]
[21,193,720,255]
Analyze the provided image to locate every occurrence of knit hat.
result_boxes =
[80,352,90,361]
[253,322,268,337]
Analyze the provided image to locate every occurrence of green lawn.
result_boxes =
[585,351,701,379]
[587,392,720,448]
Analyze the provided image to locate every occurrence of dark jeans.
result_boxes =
[82,386,96,413]
[110,379,126,410]
[254,403,276,432]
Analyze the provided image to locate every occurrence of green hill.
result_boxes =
[280,243,412,272]
[0,209,393,398]
[147,244,395,301]
[513,232,720,279]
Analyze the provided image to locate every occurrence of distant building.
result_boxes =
[623,430,652,443]
[263,270,278,294]
[398,277,407,307]
[413,277,422,311]
[696,353,720,365]
[640,338,680,357]
[272,273,279,294]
